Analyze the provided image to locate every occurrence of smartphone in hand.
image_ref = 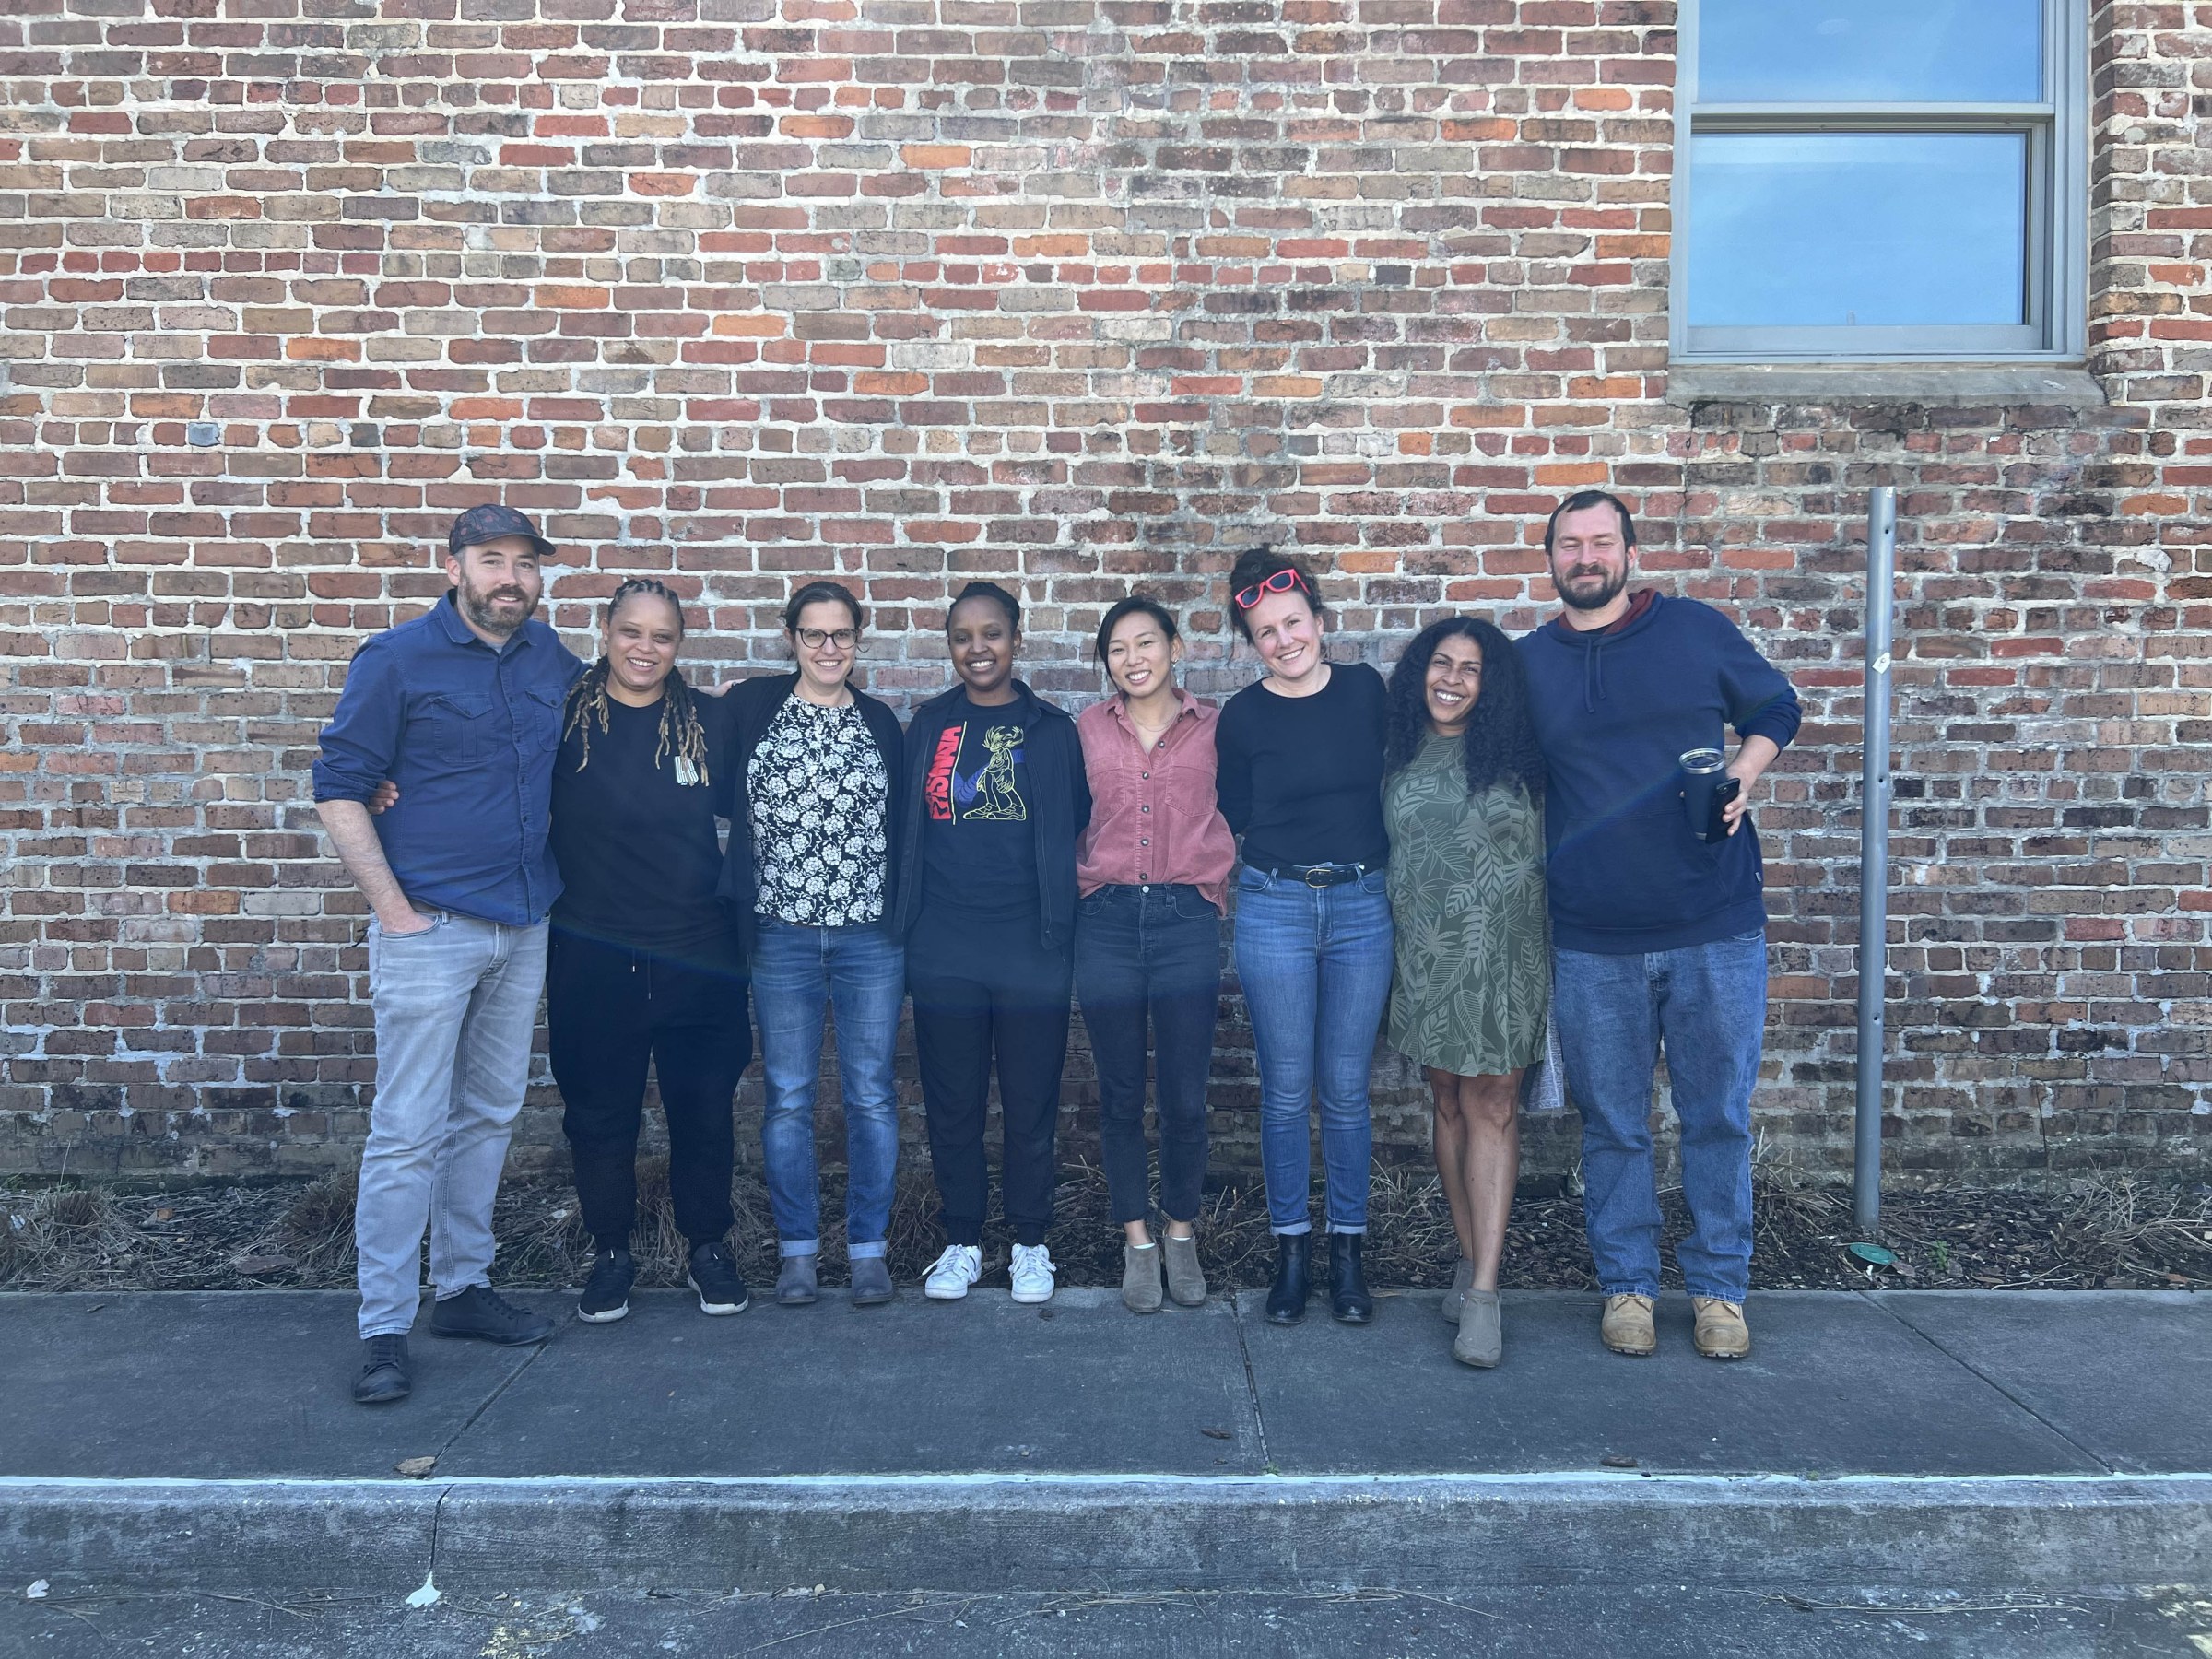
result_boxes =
[1709,775,1743,840]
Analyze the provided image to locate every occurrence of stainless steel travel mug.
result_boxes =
[1680,747,1730,843]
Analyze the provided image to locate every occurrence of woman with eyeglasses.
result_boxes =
[892,582,1091,1307]
[719,582,909,1308]
[1074,595,1237,1313]
[1382,618,1548,1369]
[1215,547,1392,1327]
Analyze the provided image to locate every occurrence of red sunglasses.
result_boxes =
[1233,568,1308,610]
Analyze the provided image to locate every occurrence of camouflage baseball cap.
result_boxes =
[446,503,554,560]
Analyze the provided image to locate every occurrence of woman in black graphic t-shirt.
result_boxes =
[891,582,1090,1308]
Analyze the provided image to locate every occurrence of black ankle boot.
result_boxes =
[1265,1233,1312,1324]
[1327,1232,1373,1324]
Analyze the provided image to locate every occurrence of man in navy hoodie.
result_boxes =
[1515,491,1801,1362]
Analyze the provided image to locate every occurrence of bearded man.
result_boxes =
[313,505,583,1404]
[1515,491,1802,1363]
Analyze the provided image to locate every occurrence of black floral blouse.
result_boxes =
[747,697,890,927]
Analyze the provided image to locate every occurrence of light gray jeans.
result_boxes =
[355,912,548,1338]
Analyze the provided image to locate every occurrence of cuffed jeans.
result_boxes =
[908,904,1074,1250]
[356,912,547,1339]
[547,928,750,1253]
[1075,884,1221,1226]
[1231,865,1394,1236]
[752,917,905,1259]
[1552,929,1768,1303]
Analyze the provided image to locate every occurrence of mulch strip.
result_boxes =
[6,1164,2207,1297]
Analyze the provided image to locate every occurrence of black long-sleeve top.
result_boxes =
[1214,662,1390,871]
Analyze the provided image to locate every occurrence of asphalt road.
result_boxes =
[7,1583,2210,1658]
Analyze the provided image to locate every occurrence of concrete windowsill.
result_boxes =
[1664,362,2107,407]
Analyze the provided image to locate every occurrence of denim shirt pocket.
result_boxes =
[517,684,566,754]
[418,691,493,766]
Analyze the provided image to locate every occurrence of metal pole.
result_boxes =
[1854,487,1897,1239]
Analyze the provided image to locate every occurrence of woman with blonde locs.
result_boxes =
[717,582,908,1309]
[1074,596,1237,1313]
[551,577,754,1325]
[1382,617,1549,1368]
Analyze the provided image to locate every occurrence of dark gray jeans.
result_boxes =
[1074,884,1222,1226]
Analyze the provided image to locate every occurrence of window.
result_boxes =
[1672,0,2087,362]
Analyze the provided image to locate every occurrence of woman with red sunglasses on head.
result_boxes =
[1215,547,1393,1328]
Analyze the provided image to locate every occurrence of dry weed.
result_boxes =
[2,1163,2205,1295]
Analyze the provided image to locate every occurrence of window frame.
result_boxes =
[1668,0,2088,364]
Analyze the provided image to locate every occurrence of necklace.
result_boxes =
[1125,700,1177,748]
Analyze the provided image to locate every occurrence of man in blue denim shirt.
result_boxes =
[314,504,583,1405]
[1516,491,1802,1366]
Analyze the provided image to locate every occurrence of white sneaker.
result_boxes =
[924,1244,982,1301]
[1009,1243,1056,1305]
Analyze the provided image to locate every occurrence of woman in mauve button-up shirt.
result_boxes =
[1073,596,1237,1315]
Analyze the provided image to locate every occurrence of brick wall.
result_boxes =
[0,0,2204,1182]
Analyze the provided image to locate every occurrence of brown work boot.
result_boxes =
[1600,1293,1656,1357]
[1692,1297,1751,1360]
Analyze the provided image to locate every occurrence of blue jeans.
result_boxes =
[1552,931,1768,1302]
[751,918,906,1259]
[356,912,547,1339]
[1231,865,1394,1235]
[1074,884,1222,1226]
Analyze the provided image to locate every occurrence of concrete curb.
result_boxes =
[8,1472,2209,1596]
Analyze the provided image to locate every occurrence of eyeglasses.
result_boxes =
[795,628,858,651]
[1233,568,1307,610]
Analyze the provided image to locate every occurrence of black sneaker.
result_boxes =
[353,1334,411,1405]
[428,1284,554,1346]
[686,1241,749,1316]
[578,1248,634,1324]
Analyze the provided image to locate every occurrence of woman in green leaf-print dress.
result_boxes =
[1382,617,1549,1370]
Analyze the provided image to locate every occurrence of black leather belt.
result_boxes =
[1262,862,1382,888]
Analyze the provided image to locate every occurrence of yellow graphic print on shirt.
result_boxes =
[925,721,1030,823]
[962,724,1028,820]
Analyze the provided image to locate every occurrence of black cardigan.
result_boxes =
[714,672,907,963]
[891,679,1091,952]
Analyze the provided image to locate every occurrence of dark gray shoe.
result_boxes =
[352,1335,410,1405]
[577,1247,634,1324]
[429,1285,553,1346]
[776,1253,818,1307]
[1162,1232,1207,1306]
[850,1254,894,1307]
[687,1241,750,1316]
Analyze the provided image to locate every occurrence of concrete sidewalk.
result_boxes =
[2,1288,2206,1600]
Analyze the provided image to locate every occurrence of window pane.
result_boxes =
[1688,132,2028,328]
[1698,0,2042,103]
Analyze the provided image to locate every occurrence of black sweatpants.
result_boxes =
[547,927,751,1250]
[907,905,1074,1249]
